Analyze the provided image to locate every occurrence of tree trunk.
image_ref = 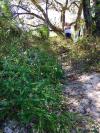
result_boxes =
[95,0,100,36]
[61,9,65,31]
[75,2,83,31]
[45,0,49,37]
[82,0,92,34]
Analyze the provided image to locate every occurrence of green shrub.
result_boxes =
[67,36,100,72]
[0,47,80,132]
[0,16,82,132]
[37,25,49,40]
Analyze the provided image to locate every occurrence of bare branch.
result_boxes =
[53,0,63,7]
[14,12,45,21]
[31,0,47,18]
[68,1,80,9]
[11,4,30,12]
[11,4,45,21]
[65,0,68,6]
[24,23,44,27]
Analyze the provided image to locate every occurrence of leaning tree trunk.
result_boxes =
[82,0,93,34]
[95,0,100,36]
[31,0,64,36]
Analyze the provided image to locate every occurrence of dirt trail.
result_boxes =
[62,62,100,130]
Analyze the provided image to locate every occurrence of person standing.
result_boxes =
[64,23,72,39]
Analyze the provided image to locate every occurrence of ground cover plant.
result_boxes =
[0,16,81,133]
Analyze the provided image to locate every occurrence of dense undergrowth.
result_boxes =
[0,17,82,133]
[50,36,100,73]
[69,37,100,72]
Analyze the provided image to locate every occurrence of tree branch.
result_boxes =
[14,12,45,21]
[24,23,44,27]
[68,1,79,9]
[11,4,30,12]
[31,0,47,18]
[53,0,63,7]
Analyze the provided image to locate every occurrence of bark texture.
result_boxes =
[95,0,100,36]
[82,0,92,34]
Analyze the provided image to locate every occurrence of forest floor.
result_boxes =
[61,59,100,131]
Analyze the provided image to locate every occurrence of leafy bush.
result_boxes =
[37,25,49,40]
[0,46,81,132]
[0,15,82,132]
[0,0,11,17]
[67,36,100,72]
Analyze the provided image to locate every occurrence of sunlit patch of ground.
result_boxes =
[63,72,100,126]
